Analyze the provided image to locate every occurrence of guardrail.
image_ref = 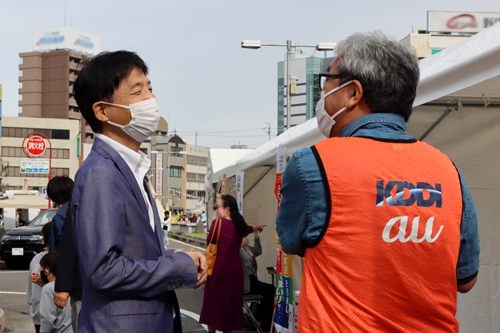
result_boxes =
[169,232,206,248]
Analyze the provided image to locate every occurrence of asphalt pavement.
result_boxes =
[0,238,258,333]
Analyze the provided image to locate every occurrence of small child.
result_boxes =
[39,251,73,333]
[27,222,52,333]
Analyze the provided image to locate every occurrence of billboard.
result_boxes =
[428,11,500,33]
[34,27,101,55]
[20,158,50,174]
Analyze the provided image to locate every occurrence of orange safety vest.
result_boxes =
[299,137,462,333]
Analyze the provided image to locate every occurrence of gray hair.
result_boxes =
[334,31,419,121]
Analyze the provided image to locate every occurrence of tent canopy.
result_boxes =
[0,191,48,209]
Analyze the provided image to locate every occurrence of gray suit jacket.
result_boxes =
[240,237,262,294]
[72,138,198,333]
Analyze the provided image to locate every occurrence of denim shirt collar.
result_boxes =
[339,113,414,141]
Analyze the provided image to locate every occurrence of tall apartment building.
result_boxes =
[184,138,209,214]
[277,54,334,134]
[18,27,101,161]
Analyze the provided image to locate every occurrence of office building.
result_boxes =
[1,116,80,191]
[18,27,101,162]
[277,53,333,134]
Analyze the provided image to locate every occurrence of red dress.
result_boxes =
[199,219,252,331]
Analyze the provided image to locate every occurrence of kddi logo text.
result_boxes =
[383,216,443,243]
[376,181,442,207]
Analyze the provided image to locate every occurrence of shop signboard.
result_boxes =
[20,158,49,174]
[428,11,500,33]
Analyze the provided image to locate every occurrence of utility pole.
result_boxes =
[264,122,271,141]
[195,130,198,146]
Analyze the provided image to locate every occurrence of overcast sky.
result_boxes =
[1,0,499,148]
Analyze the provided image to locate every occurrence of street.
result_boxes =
[0,238,257,333]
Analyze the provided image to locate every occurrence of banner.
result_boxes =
[235,171,244,214]
[156,151,163,195]
[274,144,293,333]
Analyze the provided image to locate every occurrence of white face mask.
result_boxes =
[100,98,160,143]
[316,80,353,138]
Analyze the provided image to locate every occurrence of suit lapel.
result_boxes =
[92,138,148,215]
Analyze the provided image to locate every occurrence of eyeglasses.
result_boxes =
[318,73,352,91]
[213,204,221,211]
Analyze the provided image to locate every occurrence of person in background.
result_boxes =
[192,213,198,223]
[276,31,480,332]
[199,194,266,333]
[201,210,207,224]
[27,222,52,333]
[240,224,275,331]
[162,211,171,248]
[39,251,73,333]
[53,205,82,333]
[47,176,74,252]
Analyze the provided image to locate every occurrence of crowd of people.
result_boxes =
[22,29,481,333]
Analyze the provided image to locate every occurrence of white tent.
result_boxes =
[206,23,500,332]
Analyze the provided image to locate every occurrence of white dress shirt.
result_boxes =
[95,134,155,231]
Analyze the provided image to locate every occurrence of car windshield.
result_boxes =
[27,209,58,227]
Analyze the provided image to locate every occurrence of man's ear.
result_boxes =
[93,101,109,122]
[346,80,364,109]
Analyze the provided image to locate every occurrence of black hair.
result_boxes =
[165,211,170,216]
[40,251,58,277]
[41,222,52,246]
[74,51,149,133]
[220,194,248,237]
[47,176,74,205]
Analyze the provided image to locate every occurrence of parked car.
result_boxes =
[1,208,58,269]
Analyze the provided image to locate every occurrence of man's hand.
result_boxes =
[53,291,70,309]
[185,249,208,289]
[31,272,45,287]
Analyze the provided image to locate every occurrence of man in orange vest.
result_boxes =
[276,31,480,332]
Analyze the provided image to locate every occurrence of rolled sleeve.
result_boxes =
[276,148,329,256]
[456,170,480,281]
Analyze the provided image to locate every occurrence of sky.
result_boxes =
[1,0,499,149]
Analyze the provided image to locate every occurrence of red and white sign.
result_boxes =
[26,136,46,156]
[156,151,162,195]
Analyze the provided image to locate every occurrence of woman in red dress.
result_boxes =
[199,194,265,333]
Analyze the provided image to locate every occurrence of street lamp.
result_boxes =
[241,40,336,130]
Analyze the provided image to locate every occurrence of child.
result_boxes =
[39,251,73,333]
[26,222,52,333]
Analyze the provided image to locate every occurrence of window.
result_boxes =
[171,146,184,157]
[52,130,70,140]
[169,188,182,198]
[169,167,182,178]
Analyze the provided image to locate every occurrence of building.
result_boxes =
[401,11,500,59]
[1,116,80,191]
[184,138,209,214]
[18,27,101,163]
[277,53,334,134]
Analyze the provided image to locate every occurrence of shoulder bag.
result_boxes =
[205,219,222,276]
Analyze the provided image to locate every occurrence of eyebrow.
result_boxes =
[130,80,151,89]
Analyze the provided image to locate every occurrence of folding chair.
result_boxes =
[243,294,264,333]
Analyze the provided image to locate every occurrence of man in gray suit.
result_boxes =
[72,50,207,333]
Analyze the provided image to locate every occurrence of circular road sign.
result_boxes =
[26,136,46,156]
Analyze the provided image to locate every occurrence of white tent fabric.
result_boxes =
[414,22,500,106]
[0,192,48,209]
[205,148,254,191]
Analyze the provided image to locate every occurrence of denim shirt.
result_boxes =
[48,201,69,252]
[276,113,480,280]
